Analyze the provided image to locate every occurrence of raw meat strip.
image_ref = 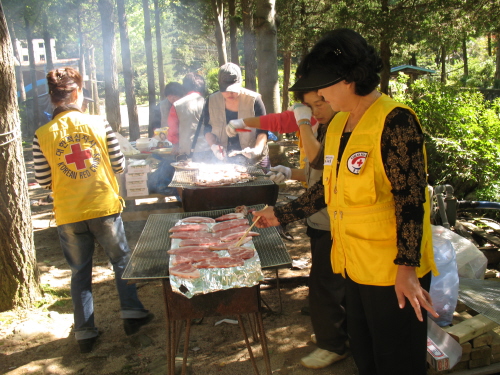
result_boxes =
[228,247,256,260]
[170,232,217,239]
[180,216,216,224]
[170,254,193,266]
[169,223,209,233]
[207,236,252,251]
[182,250,219,262]
[167,246,210,255]
[220,231,259,242]
[169,263,200,279]
[235,205,248,215]
[212,218,249,232]
[179,238,221,247]
[216,225,250,238]
[215,212,245,222]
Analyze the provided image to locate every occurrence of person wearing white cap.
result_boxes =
[202,62,269,166]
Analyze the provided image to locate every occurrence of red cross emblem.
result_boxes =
[65,143,92,170]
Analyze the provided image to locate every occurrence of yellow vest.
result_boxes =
[35,110,122,225]
[323,94,437,286]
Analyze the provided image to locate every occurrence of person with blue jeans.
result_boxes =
[33,67,153,354]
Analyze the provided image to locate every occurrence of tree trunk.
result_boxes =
[142,0,156,130]
[153,0,165,99]
[5,16,25,103]
[98,0,122,132]
[282,50,291,112]
[241,0,256,90]
[228,0,238,64]
[462,36,468,78]
[25,17,39,136]
[77,9,86,84]
[379,39,391,94]
[441,45,447,84]
[255,0,279,114]
[0,3,41,312]
[89,46,100,115]
[117,0,140,141]
[494,33,500,84]
[211,0,227,66]
[42,13,54,72]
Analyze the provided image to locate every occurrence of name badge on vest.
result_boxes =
[347,152,368,174]
[324,155,334,166]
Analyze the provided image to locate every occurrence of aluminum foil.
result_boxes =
[169,223,264,298]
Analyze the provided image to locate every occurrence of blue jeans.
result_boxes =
[57,213,148,340]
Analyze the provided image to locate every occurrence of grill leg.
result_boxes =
[237,314,259,375]
[255,311,272,375]
[247,313,259,343]
[181,319,191,375]
[275,269,283,314]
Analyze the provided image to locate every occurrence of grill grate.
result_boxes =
[123,204,292,280]
[169,166,272,188]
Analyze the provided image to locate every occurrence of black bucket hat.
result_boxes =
[289,68,343,92]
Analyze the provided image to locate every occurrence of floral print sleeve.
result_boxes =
[382,108,427,267]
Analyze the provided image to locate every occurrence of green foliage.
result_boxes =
[392,78,500,201]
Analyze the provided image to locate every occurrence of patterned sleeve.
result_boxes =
[33,134,52,189]
[381,108,427,267]
[274,180,327,225]
[105,120,125,174]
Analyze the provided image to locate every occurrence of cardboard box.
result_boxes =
[427,318,463,371]
[126,187,149,197]
[126,172,148,182]
[127,164,150,174]
[427,337,451,371]
[125,179,148,189]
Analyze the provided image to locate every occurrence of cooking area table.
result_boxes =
[123,205,292,374]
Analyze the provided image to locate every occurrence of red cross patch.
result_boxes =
[65,143,93,170]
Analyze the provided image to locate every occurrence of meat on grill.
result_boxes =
[180,216,216,224]
[167,246,210,255]
[179,250,219,262]
[179,238,222,247]
[220,231,259,242]
[228,247,256,260]
[207,236,252,250]
[215,212,245,222]
[212,218,249,232]
[168,223,209,233]
[170,231,218,239]
[169,263,201,279]
[215,225,250,238]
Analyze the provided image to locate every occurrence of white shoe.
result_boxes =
[311,333,350,348]
[300,348,349,369]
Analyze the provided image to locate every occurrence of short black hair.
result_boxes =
[183,73,205,94]
[298,28,382,96]
[164,82,185,97]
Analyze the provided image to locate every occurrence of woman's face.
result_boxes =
[302,91,335,125]
[221,91,239,101]
[317,81,353,112]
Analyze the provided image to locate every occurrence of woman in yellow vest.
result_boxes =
[33,68,153,354]
[253,29,438,375]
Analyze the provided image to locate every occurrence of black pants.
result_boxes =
[307,226,348,354]
[346,272,432,375]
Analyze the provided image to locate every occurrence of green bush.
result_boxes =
[391,77,500,201]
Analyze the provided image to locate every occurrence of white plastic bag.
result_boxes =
[432,225,487,279]
[115,133,139,155]
[429,225,459,326]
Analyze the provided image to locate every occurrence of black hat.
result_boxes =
[218,63,242,93]
[289,68,343,92]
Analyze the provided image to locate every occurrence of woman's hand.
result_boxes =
[252,206,280,228]
[395,265,438,322]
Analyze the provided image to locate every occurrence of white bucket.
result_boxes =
[135,138,151,152]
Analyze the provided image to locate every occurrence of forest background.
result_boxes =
[1,0,500,312]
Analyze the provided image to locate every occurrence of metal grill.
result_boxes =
[458,278,500,325]
[169,166,272,188]
[123,204,292,280]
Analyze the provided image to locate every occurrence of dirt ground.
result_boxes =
[0,141,359,375]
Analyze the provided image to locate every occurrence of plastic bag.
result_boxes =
[428,225,459,326]
[115,133,139,155]
[432,225,487,279]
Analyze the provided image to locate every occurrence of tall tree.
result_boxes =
[23,6,39,136]
[117,0,140,141]
[42,12,53,72]
[241,0,256,90]
[255,0,279,113]
[211,0,226,66]
[6,16,25,103]
[0,1,41,311]
[89,46,100,115]
[98,0,122,132]
[153,0,164,98]
[228,0,238,64]
[142,0,156,129]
